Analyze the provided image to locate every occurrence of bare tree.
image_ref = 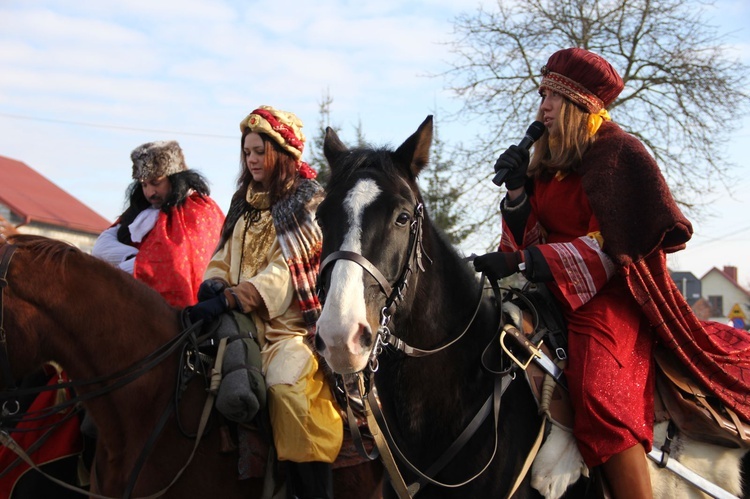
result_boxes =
[442,0,749,250]
[418,114,474,246]
[308,89,341,188]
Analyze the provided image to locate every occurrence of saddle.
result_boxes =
[501,284,750,449]
[654,346,750,448]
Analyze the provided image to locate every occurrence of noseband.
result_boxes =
[318,202,428,368]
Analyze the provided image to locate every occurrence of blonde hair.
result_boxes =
[528,99,595,178]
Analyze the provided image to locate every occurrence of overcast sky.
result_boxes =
[1,0,749,286]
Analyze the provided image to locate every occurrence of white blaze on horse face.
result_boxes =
[317,179,381,373]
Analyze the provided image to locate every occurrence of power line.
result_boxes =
[0,112,236,140]
[689,224,750,248]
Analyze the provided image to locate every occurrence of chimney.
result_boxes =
[723,266,738,282]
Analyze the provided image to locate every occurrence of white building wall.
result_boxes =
[701,270,750,324]
[16,223,99,254]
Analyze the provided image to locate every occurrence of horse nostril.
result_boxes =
[356,323,373,350]
[314,333,326,353]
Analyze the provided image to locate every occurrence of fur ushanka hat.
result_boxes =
[131,140,188,181]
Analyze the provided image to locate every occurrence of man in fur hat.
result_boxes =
[93,140,224,308]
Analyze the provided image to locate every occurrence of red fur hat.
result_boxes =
[539,48,624,113]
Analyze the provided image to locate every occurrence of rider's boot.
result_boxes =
[285,461,333,499]
[601,443,653,499]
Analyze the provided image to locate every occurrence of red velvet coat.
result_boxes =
[505,120,750,424]
[581,121,750,422]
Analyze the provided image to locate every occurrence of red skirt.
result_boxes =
[563,276,655,467]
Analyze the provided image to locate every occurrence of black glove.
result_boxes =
[197,279,227,302]
[524,247,553,282]
[493,145,530,190]
[473,251,524,281]
[188,295,228,324]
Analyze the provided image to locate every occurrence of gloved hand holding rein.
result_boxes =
[188,295,229,324]
[472,247,552,282]
[197,278,228,302]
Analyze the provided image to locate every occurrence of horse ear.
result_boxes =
[393,115,433,178]
[323,127,348,170]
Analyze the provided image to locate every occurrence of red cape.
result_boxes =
[580,122,750,422]
[625,253,750,421]
[133,193,224,308]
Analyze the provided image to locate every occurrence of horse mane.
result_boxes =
[327,146,416,191]
[7,234,81,270]
[6,233,172,315]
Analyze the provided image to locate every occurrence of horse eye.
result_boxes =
[395,212,411,226]
[315,216,324,229]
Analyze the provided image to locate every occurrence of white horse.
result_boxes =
[499,294,749,499]
[532,422,746,498]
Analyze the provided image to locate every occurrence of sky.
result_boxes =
[1,0,749,286]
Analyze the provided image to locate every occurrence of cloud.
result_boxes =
[3,0,747,285]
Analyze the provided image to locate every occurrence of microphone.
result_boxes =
[492,120,546,186]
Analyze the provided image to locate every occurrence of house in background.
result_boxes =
[670,265,750,329]
[671,270,702,306]
[700,266,750,329]
[0,214,17,238]
[0,155,111,252]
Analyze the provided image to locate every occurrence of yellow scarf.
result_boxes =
[588,108,611,136]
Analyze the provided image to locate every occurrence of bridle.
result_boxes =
[316,194,514,497]
[0,243,19,409]
[320,202,427,308]
[318,198,488,375]
[318,201,429,370]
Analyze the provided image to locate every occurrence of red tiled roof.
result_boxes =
[0,155,110,234]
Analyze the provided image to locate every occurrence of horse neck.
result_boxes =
[400,229,490,343]
[31,263,182,449]
[42,290,179,381]
[378,230,496,424]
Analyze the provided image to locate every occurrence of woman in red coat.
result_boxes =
[474,48,750,498]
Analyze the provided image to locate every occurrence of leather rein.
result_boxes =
[0,243,19,401]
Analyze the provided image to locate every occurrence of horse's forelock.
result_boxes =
[327,147,406,192]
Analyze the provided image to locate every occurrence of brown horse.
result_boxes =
[0,234,382,498]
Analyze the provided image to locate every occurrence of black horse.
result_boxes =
[313,116,596,498]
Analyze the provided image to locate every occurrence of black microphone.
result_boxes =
[492,120,546,186]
